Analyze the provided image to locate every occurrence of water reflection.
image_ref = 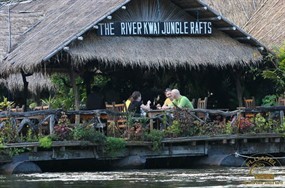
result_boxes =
[1,167,285,187]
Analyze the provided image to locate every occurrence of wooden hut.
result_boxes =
[0,0,269,109]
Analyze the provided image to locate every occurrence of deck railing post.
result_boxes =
[49,114,55,135]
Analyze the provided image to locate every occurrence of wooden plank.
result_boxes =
[162,133,284,143]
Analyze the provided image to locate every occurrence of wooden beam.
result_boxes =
[185,7,207,11]
[235,36,251,40]
[217,27,237,31]
[200,16,222,21]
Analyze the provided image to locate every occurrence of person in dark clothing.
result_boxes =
[86,86,105,110]
[128,91,151,116]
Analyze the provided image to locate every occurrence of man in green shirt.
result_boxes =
[171,89,194,109]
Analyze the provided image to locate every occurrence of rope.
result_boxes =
[234,152,285,160]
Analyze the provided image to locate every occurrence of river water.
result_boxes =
[1,167,285,188]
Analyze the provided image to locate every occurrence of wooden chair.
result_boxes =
[105,102,115,125]
[197,97,208,109]
[243,97,256,118]
[105,102,114,111]
[112,102,127,129]
[244,97,256,108]
[196,97,208,120]
[34,105,49,110]
[11,105,24,112]
[105,102,127,135]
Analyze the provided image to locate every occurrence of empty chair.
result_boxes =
[196,97,208,120]
[105,102,127,135]
[105,102,114,111]
[11,105,24,112]
[34,105,49,110]
[197,97,208,109]
[243,97,256,118]
[112,102,127,129]
[244,97,256,108]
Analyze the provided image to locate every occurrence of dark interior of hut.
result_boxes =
[0,60,275,111]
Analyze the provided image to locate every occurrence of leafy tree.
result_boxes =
[262,44,285,93]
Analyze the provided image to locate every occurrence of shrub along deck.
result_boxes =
[1,107,285,173]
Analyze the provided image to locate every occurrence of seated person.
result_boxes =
[128,91,151,116]
[171,89,194,109]
[158,88,173,110]
[124,96,132,112]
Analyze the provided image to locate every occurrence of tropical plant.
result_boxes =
[224,121,233,135]
[105,137,126,156]
[39,136,53,149]
[165,120,181,137]
[145,129,165,151]
[53,112,73,140]
[41,96,57,109]
[262,95,278,106]
[262,44,285,93]
[73,124,106,143]
[0,97,14,111]
[0,119,19,143]
[50,74,76,110]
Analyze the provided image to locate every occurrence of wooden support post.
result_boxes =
[49,114,55,135]
[71,71,80,124]
[280,110,284,127]
[204,141,208,155]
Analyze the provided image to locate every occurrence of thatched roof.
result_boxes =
[0,72,54,93]
[202,0,285,49]
[0,0,266,76]
[243,0,285,49]
[201,0,267,27]
[0,0,44,61]
[70,32,260,68]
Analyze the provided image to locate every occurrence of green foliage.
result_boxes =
[276,121,285,133]
[105,137,126,156]
[50,73,110,110]
[93,74,110,88]
[41,96,56,109]
[253,113,272,133]
[165,120,182,137]
[39,136,52,149]
[262,95,277,106]
[28,102,37,110]
[262,44,285,93]
[50,74,76,110]
[0,97,14,111]
[73,125,106,144]
[0,119,19,143]
[4,148,26,157]
[23,129,38,142]
[224,121,233,135]
[145,130,165,151]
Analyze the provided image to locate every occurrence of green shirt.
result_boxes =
[173,96,193,109]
